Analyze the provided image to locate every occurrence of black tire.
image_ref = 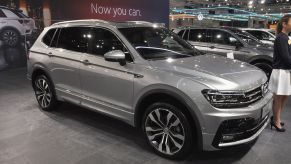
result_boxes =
[32,75,59,111]
[1,29,20,47]
[142,102,194,159]
[253,62,272,79]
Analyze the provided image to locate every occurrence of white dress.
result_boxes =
[268,69,291,95]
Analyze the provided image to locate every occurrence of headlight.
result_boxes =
[202,82,268,108]
[202,90,245,108]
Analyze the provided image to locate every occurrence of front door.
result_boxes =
[79,27,134,118]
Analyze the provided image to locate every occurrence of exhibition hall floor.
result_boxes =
[0,68,291,164]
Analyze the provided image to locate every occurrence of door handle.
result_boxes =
[48,52,53,57]
[82,59,90,65]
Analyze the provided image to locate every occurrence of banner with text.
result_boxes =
[50,0,169,26]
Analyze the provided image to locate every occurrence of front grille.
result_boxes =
[214,85,265,108]
[212,114,269,148]
[239,86,264,106]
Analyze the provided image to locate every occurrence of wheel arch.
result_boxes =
[247,55,273,65]
[134,86,203,150]
[31,65,55,93]
[0,26,22,36]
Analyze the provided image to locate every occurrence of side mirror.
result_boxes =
[104,50,126,66]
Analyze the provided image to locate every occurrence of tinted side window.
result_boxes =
[57,27,91,53]
[210,30,233,45]
[90,28,128,56]
[189,29,207,42]
[0,10,6,17]
[42,29,57,46]
[247,31,263,40]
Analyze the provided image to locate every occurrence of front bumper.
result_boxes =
[200,91,273,151]
[213,112,270,148]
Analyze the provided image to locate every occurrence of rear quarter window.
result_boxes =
[42,29,57,46]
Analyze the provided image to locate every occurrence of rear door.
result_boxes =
[48,27,90,104]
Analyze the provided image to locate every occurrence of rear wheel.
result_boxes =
[32,75,59,111]
[1,29,20,47]
[142,102,194,159]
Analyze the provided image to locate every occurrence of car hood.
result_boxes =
[148,54,267,90]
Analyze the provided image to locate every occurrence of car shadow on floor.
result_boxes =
[40,102,253,163]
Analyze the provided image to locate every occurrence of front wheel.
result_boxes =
[142,102,194,159]
[32,75,59,111]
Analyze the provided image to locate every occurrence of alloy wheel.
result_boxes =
[34,78,52,108]
[145,108,185,155]
[2,30,18,46]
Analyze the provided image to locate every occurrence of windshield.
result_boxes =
[236,33,264,46]
[229,29,266,47]
[118,27,203,60]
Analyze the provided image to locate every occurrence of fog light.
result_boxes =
[222,135,234,141]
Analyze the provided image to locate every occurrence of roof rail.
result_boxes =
[123,21,152,24]
[52,19,109,26]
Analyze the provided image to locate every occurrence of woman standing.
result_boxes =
[269,14,291,132]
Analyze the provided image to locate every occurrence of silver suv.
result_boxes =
[27,20,272,159]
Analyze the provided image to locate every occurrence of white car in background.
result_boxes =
[0,6,36,47]
[240,28,276,46]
